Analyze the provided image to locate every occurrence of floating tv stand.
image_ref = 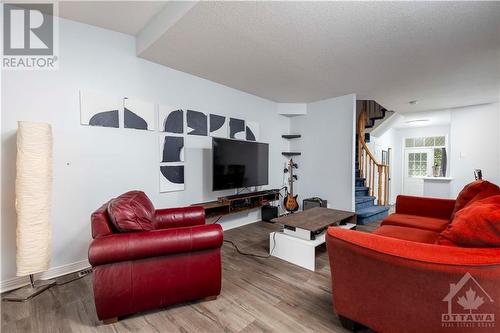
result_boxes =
[192,190,280,218]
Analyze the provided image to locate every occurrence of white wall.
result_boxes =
[1,19,291,287]
[289,94,356,211]
[276,103,307,116]
[449,103,500,196]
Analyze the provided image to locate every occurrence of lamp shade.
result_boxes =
[15,121,53,277]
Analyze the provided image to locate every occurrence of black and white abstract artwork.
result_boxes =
[229,118,246,139]
[246,121,260,141]
[187,110,207,136]
[123,98,155,131]
[160,165,185,192]
[209,114,228,138]
[159,136,184,162]
[80,90,121,128]
[159,106,184,134]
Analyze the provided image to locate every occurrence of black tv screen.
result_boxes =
[213,138,269,191]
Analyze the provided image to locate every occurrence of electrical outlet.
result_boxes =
[78,268,92,277]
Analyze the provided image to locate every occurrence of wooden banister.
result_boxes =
[357,109,389,206]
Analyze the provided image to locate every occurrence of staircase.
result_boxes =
[355,101,390,225]
[355,146,389,224]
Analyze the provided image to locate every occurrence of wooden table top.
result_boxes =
[271,207,355,232]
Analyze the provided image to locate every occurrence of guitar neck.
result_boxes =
[289,159,294,195]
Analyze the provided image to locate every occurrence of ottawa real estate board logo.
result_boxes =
[442,272,495,329]
[2,2,58,70]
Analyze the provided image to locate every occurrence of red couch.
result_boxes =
[88,191,223,323]
[326,184,500,333]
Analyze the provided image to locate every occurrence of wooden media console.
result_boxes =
[192,190,280,218]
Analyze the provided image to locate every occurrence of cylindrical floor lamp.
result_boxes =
[3,121,55,302]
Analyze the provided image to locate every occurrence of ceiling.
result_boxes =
[58,1,166,36]
[56,2,500,113]
[392,110,452,129]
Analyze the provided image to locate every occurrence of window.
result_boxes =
[434,148,443,168]
[408,152,428,177]
[404,136,448,177]
[405,136,446,148]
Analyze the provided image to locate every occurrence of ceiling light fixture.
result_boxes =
[405,119,430,124]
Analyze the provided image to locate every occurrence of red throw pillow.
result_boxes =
[438,195,500,247]
[107,191,156,232]
[451,180,500,219]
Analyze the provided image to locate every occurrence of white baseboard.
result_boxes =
[1,259,90,293]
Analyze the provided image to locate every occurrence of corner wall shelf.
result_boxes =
[282,152,301,157]
[282,134,301,139]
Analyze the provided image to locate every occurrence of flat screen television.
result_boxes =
[212,138,269,191]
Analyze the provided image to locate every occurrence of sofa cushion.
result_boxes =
[434,237,458,247]
[91,201,116,238]
[439,195,500,247]
[381,214,450,232]
[107,191,156,232]
[373,225,440,244]
[451,180,500,219]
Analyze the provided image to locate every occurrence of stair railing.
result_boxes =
[357,110,389,206]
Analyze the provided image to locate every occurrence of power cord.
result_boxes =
[211,215,223,224]
[55,269,91,287]
[212,215,278,258]
[3,268,92,301]
[277,186,287,215]
[224,231,277,259]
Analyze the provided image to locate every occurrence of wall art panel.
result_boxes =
[209,114,228,138]
[159,106,184,134]
[159,165,185,192]
[187,110,208,136]
[229,118,245,139]
[246,121,260,141]
[123,98,155,131]
[159,135,185,162]
[80,90,121,128]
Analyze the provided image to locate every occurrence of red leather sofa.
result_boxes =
[326,181,500,333]
[88,191,223,323]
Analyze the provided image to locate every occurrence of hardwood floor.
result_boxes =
[2,221,379,333]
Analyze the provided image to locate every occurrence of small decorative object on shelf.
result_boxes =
[281,134,301,139]
[432,163,441,177]
[282,152,301,157]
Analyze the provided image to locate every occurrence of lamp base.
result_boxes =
[2,278,56,302]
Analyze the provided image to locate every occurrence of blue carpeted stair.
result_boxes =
[355,178,389,225]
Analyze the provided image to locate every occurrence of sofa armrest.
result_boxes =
[326,227,500,333]
[154,206,205,229]
[327,227,500,266]
[89,224,222,266]
[395,195,456,220]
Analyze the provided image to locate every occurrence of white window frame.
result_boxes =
[402,135,449,179]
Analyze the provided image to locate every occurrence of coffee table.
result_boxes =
[269,207,356,271]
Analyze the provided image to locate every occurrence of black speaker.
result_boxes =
[303,197,328,210]
[262,205,278,222]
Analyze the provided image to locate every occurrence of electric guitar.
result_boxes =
[283,159,299,212]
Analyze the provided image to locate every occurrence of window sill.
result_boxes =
[421,176,453,181]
